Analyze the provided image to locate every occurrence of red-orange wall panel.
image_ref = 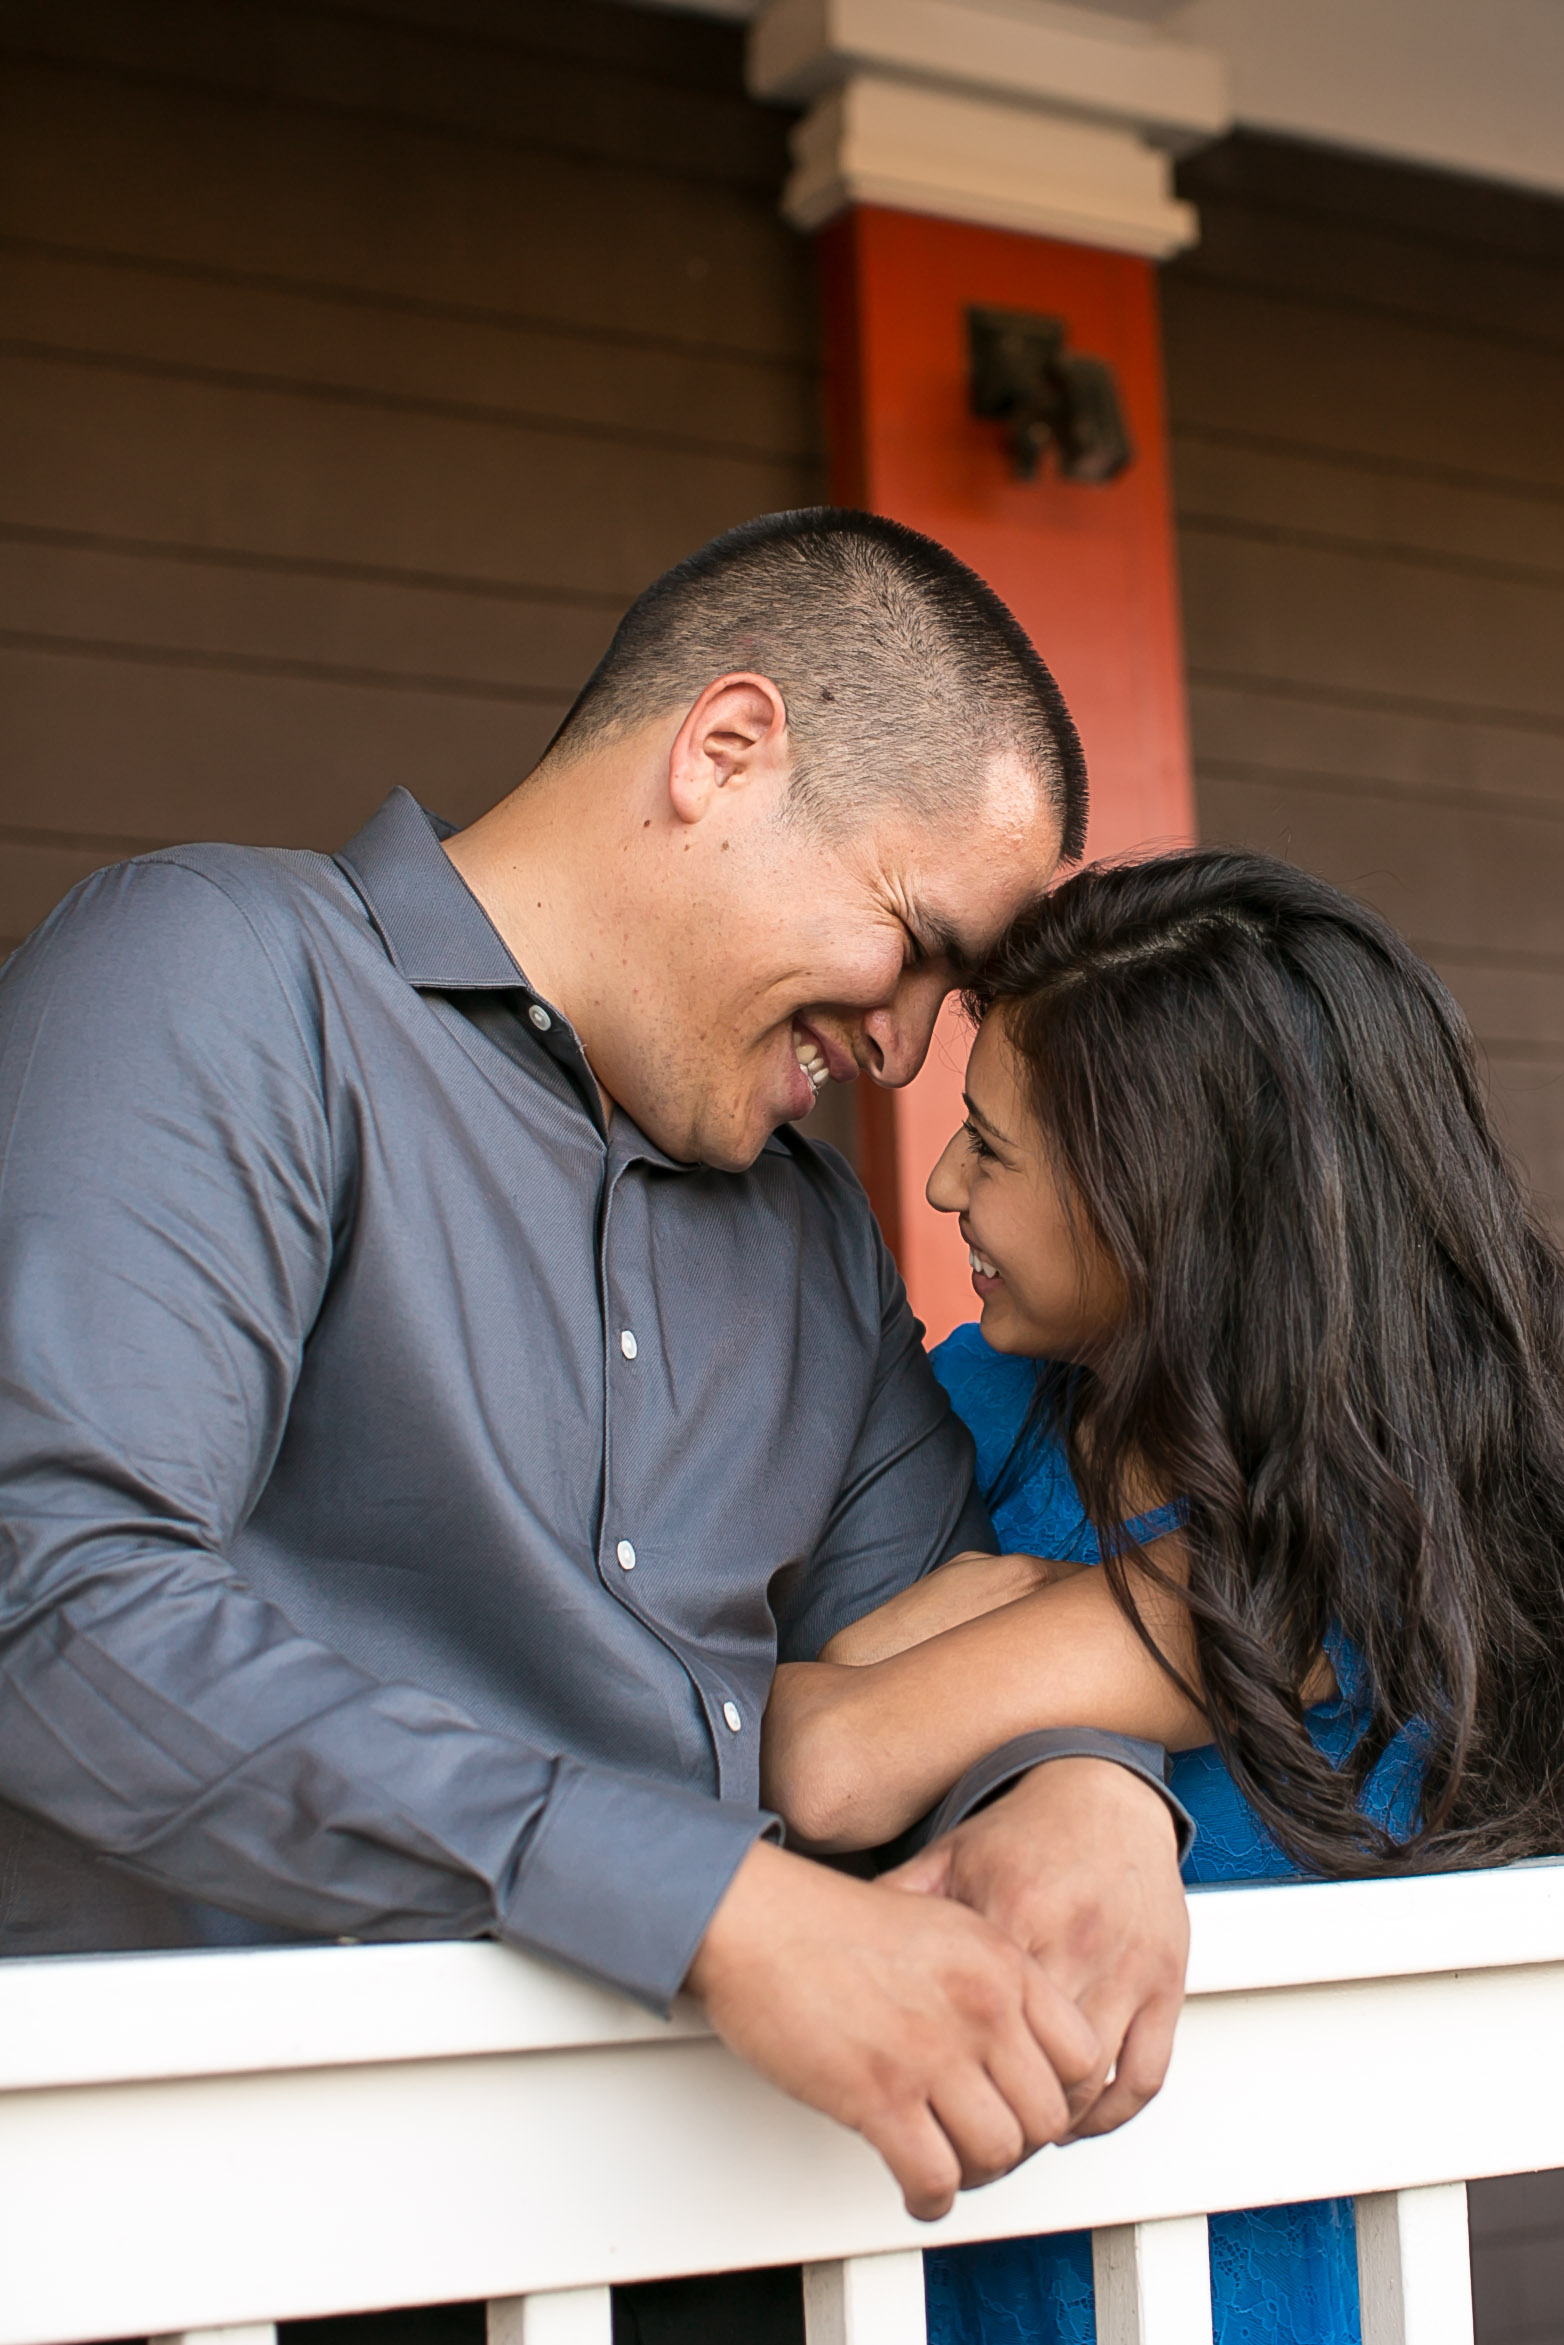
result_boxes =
[819,204,1195,1342]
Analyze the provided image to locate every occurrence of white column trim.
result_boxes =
[751,0,1228,144]
[750,0,1225,252]
[784,73,1197,253]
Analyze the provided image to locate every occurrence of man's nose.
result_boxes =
[860,976,950,1090]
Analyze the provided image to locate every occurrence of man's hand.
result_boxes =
[883,1757,1189,2140]
[685,1839,1102,2219]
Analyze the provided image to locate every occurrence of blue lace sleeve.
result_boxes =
[930,1325,1184,1561]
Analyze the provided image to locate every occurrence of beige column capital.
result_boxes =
[749,0,1231,255]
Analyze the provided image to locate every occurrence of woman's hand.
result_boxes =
[822,1549,1088,1667]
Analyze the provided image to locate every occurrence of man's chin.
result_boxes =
[698,1128,774,1175]
[690,1103,790,1175]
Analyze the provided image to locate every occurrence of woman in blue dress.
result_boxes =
[762,849,1564,2345]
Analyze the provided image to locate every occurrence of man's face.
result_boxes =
[606,750,1065,1171]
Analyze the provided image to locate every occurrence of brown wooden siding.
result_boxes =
[1164,133,1564,1235]
[0,0,825,950]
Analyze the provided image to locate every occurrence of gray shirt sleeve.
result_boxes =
[0,863,765,2007]
[900,1730,1196,1863]
[770,1214,998,1665]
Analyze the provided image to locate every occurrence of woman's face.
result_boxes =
[927,1010,1125,1361]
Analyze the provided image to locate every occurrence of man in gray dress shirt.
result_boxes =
[0,511,1188,2251]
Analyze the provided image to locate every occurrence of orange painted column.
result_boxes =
[819,203,1196,1344]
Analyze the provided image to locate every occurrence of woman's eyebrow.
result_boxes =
[962,1091,1014,1148]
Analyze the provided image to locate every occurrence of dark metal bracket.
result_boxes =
[967,304,1133,485]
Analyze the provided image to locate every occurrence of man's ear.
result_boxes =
[666,673,789,826]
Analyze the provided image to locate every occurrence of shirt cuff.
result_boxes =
[499,1755,781,2010]
[897,1728,1196,1864]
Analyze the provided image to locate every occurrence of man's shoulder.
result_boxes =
[765,1124,879,1232]
[132,838,360,941]
[0,843,386,1087]
[761,1124,908,1325]
[11,840,368,991]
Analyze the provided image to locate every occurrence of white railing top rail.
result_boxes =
[2,1858,1562,2094]
[3,1862,1563,2345]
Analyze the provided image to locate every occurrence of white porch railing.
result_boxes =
[5,1862,1564,2345]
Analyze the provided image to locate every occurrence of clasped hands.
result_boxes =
[685,1748,1189,2221]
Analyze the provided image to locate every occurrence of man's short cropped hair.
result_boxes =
[546,509,1088,859]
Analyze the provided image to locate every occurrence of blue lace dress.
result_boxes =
[923,1323,1424,2345]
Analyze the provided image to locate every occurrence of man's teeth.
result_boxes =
[968,1246,1000,1280]
[793,1030,829,1094]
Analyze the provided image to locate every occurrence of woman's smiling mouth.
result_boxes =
[967,1243,1002,1290]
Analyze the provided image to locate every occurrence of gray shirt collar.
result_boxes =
[334,786,741,1173]
[335,786,527,993]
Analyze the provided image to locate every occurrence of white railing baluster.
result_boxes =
[1092,2215,1214,2345]
[1356,2184,1474,2345]
[803,2249,928,2344]
[149,2329,277,2344]
[488,2288,614,2344]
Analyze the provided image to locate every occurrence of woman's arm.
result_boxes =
[762,1540,1206,1852]
[820,1548,1087,1667]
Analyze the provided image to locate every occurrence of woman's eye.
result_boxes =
[963,1119,996,1162]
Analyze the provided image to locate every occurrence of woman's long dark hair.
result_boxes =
[973,848,1564,1874]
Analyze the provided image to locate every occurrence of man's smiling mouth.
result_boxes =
[792,1023,829,1096]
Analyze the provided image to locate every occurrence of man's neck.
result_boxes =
[441,758,640,1124]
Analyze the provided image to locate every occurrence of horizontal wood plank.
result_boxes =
[1173,430,1564,586]
[0,246,823,465]
[1187,678,1564,808]
[0,62,818,364]
[0,647,561,847]
[0,534,619,697]
[0,0,792,190]
[1179,531,1564,724]
[1163,277,1564,494]
[1179,194,1564,358]
[1194,769,1564,963]
[1177,132,1564,270]
[0,352,819,593]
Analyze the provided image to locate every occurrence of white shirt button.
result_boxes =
[616,1538,636,1571]
[528,1003,552,1032]
[722,1701,742,1733]
[620,1329,638,1360]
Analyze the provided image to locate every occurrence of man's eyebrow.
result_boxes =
[962,1090,1015,1149]
[913,887,1049,976]
[911,911,979,975]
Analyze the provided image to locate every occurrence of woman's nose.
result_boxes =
[926,1129,969,1215]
